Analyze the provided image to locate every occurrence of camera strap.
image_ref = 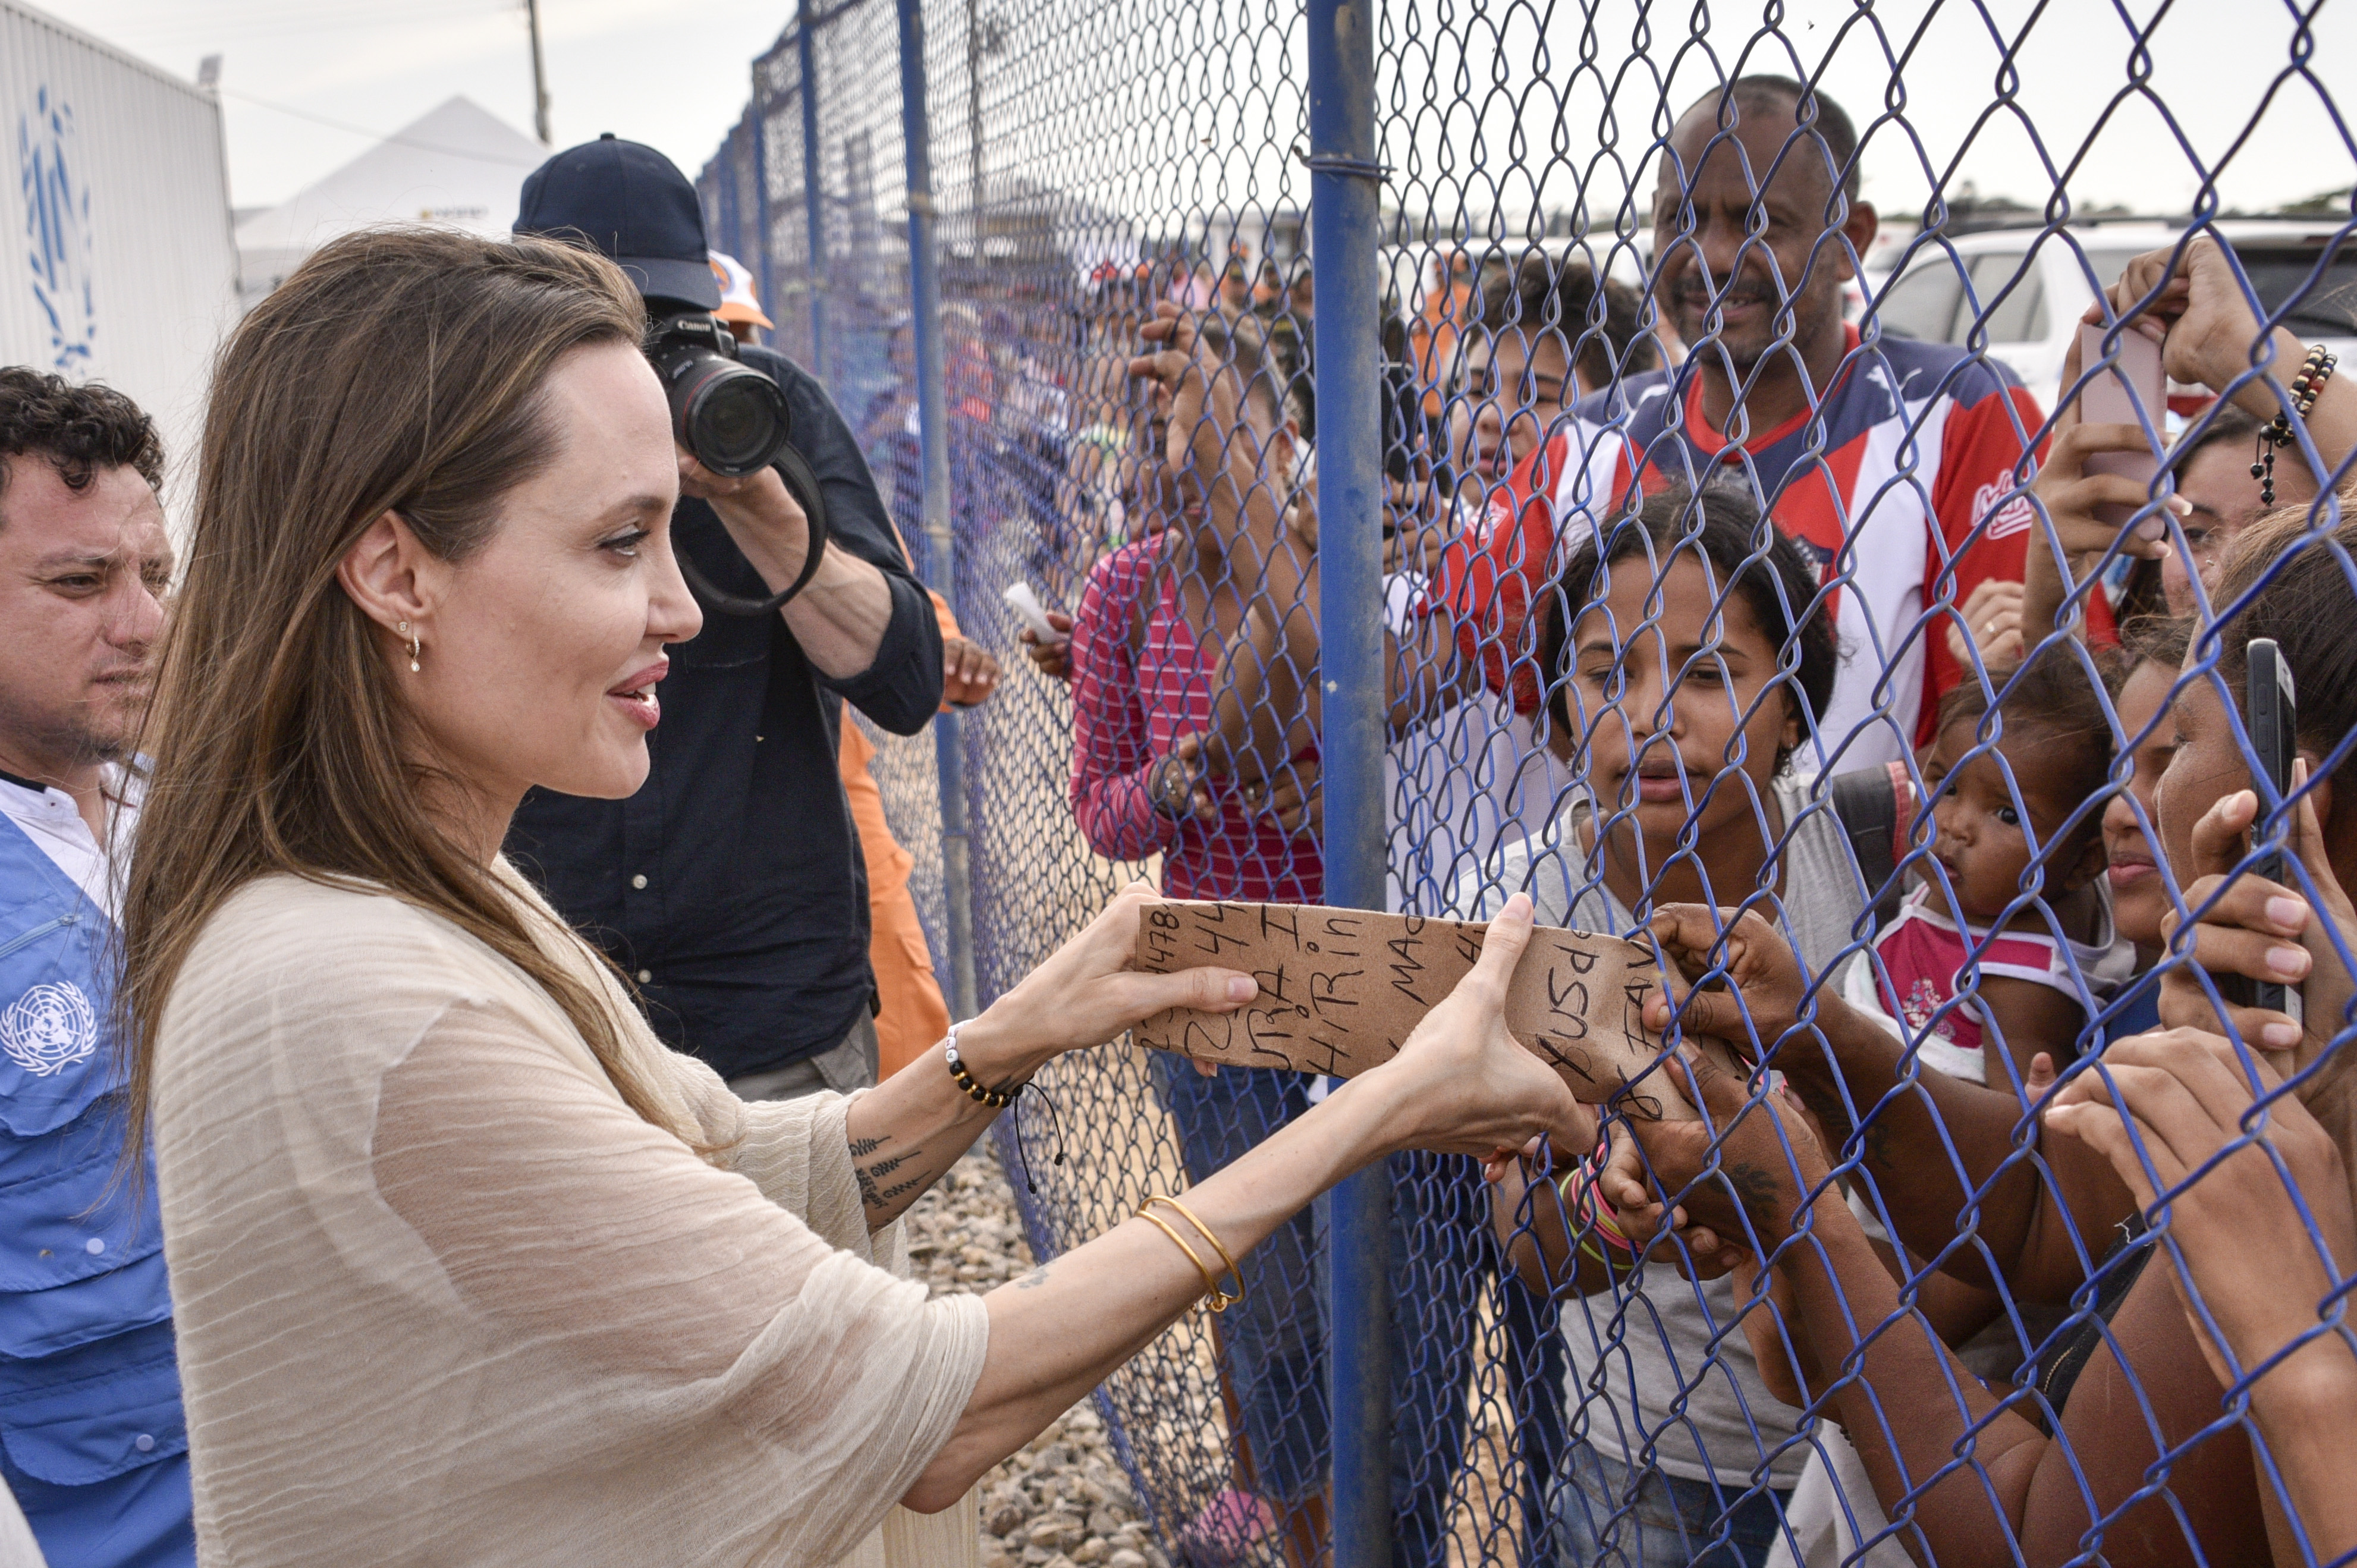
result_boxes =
[678,445,832,617]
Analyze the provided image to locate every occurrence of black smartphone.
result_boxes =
[2248,637,2304,1026]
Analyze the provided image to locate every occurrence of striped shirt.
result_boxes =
[1067,538,1323,901]
[1432,326,2100,768]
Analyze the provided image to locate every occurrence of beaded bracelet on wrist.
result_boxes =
[2254,342,2338,506]
[945,1022,1025,1109]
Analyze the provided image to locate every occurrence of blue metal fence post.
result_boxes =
[795,0,829,382]
[1308,0,1390,1557]
[895,0,979,1022]
[751,71,777,357]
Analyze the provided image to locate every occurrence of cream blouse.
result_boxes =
[150,868,990,1567]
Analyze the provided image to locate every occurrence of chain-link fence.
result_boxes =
[702,4,2357,1564]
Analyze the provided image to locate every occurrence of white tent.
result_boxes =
[234,95,545,308]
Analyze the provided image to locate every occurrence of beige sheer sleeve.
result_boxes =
[659,1045,890,1257]
[370,992,989,1565]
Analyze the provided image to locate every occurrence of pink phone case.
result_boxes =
[2076,323,2169,533]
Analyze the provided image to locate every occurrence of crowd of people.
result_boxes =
[0,63,2352,1568]
[1002,72,2357,1568]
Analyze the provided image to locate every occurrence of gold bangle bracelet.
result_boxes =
[1144,1195,1245,1305]
[1136,1208,1238,1312]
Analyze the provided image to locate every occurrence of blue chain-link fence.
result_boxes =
[702,4,2357,1564]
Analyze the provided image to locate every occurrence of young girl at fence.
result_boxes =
[1093,301,1529,1566]
[1841,652,2132,1089]
[1470,479,1857,1568]
[1068,303,1334,1564]
[1123,297,1623,1563]
[1627,501,2357,1568]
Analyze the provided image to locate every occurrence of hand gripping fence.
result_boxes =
[699,2,2357,1563]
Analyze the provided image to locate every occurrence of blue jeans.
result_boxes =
[1153,1058,1569,1564]
[1551,1440,1790,1568]
[1154,1055,1327,1509]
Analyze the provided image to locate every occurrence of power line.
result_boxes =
[129,0,513,48]
[217,88,543,168]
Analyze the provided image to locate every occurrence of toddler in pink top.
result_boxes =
[1844,650,2133,1086]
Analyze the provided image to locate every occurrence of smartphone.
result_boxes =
[2076,323,2170,533]
[1002,582,1067,646]
[2247,637,2304,1027]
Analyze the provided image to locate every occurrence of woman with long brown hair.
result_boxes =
[122,227,1587,1567]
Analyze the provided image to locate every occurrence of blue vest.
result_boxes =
[0,811,187,1510]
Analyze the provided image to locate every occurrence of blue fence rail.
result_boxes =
[700,4,2357,1564]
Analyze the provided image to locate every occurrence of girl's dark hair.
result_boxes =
[2209,502,2357,768]
[1538,482,1839,774]
[2117,612,2193,677]
[1934,646,2116,816]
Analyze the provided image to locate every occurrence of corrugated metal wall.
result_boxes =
[0,0,236,517]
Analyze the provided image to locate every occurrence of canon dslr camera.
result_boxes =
[645,308,794,476]
[643,309,829,611]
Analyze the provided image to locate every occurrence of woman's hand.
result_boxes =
[2160,761,2357,1058]
[942,636,1001,708]
[2020,324,2180,637]
[1239,754,1321,837]
[2045,1027,2357,1393]
[2105,236,2277,406]
[1360,893,1596,1162]
[1627,1047,1831,1251]
[1019,612,1074,680]
[1639,903,1816,1055]
[1146,736,1220,824]
[1945,577,2026,673]
[958,881,1255,1078]
[1592,1120,1747,1280]
[1128,303,1258,508]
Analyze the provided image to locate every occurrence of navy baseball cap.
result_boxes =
[514,133,720,309]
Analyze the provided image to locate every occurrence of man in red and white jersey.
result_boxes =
[1434,76,2098,770]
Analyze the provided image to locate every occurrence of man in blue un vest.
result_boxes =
[0,368,191,1566]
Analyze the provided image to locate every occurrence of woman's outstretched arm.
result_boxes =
[838,882,1251,1231]
[904,894,1593,1509]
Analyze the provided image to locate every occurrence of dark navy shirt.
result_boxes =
[505,345,943,1080]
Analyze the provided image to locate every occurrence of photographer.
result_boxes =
[505,136,944,1099]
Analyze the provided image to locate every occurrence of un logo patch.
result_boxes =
[1,981,98,1077]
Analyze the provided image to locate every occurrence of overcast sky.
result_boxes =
[30,0,2357,224]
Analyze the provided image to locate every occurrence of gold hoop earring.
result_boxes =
[397,620,420,673]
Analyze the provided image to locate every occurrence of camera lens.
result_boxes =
[677,361,790,476]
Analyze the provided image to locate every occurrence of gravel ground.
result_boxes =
[903,1145,1175,1568]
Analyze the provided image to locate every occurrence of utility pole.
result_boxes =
[526,0,552,145]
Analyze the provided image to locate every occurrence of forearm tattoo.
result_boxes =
[853,1136,930,1215]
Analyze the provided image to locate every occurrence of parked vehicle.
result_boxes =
[1864,218,2357,410]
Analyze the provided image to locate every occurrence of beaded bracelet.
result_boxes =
[2254,342,2339,506]
[944,1020,1025,1109]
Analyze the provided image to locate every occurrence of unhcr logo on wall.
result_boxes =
[18,85,96,373]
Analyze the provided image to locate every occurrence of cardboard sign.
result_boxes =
[1132,900,1709,1121]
